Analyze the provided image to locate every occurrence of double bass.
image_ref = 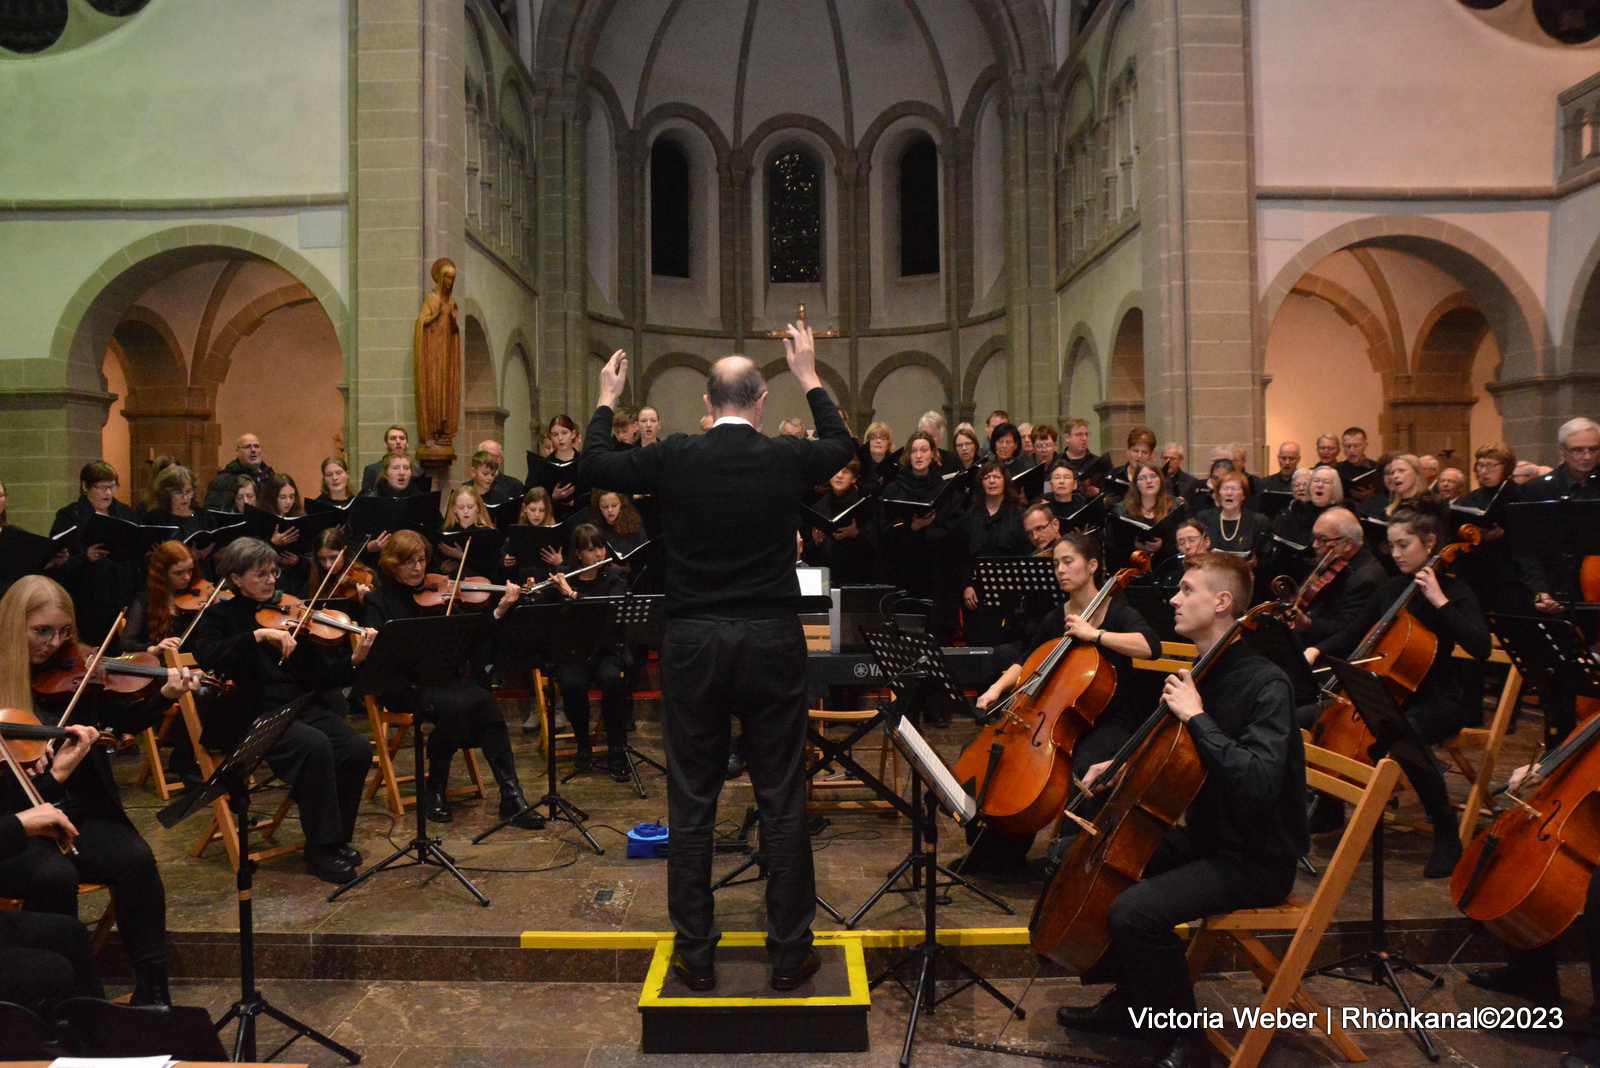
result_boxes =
[1451,704,1600,950]
[951,553,1149,836]
[1311,524,1482,762]
[1031,600,1280,970]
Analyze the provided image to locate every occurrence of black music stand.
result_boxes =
[1313,656,1443,1062]
[609,593,669,786]
[972,556,1062,612]
[479,600,602,853]
[843,625,1014,929]
[1486,612,1600,700]
[157,699,360,1065]
[872,707,1021,1068]
[329,614,490,906]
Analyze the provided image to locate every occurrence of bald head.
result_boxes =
[706,355,767,419]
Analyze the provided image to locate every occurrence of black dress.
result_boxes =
[961,499,1028,646]
[802,487,876,585]
[1195,507,1267,557]
[49,498,142,644]
[881,468,962,641]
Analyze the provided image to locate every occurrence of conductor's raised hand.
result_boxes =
[784,322,822,392]
[598,349,628,409]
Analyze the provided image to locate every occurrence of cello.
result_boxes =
[950,552,1150,836]
[1451,703,1600,950]
[1030,600,1281,971]
[1311,524,1482,762]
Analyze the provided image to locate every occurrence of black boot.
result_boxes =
[425,749,454,824]
[1424,815,1464,879]
[131,960,171,1007]
[483,731,544,829]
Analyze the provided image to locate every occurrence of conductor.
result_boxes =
[580,324,855,992]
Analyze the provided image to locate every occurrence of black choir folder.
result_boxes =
[348,492,443,539]
[880,478,957,524]
[802,494,872,536]
[505,519,573,559]
[0,524,75,584]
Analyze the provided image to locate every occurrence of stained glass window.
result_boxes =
[768,149,822,284]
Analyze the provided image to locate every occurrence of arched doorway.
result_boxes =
[463,314,503,460]
[1099,306,1144,451]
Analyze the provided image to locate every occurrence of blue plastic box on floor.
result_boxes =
[627,821,669,858]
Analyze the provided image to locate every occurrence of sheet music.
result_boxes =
[889,716,977,824]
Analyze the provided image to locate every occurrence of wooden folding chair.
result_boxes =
[1183,743,1400,1068]
[161,649,299,873]
[133,702,185,800]
[361,693,485,817]
[1441,643,1522,845]
[531,668,615,761]
[805,709,903,814]
[1134,640,1197,675]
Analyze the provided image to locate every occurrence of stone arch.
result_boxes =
[859,351,954,422]
[501,331,539,462]
[463,313,505,448]
[1563,232,1600,373]
[962,335,1008,422]
[113,305,187,388]
[757,357,852,417]
[1286,273,1400,377]
[856,102,951,161]
[1100,303,1145,449]
[638,352,713,405]
[1396,293,1491,456]
[192,283,317,391]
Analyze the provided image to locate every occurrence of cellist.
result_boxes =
[962,532,1159,876]
[1056,553,1306,1068]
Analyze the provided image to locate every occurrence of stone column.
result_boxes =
[0,380,112,532]
[1004,74,1060,424]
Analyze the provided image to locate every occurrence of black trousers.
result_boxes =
[0,816,166,967]
[1295,697,1455,827]
[0,908,103,1010]
[557,651,631,753]
[265,697,371,847]
[659,616,814,972]
[412,683,513,776]
[1104,827,1295,1023]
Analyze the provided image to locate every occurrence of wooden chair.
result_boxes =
[531,668,616,762]
[362,693,485,818]
[1134,640,1198,675]
[805,709,903,814]
[1182,743,1400,1068]
[0,883,117,954]
[133,701,184,801]
[161,649,299,873]
[1441,643,1522,845]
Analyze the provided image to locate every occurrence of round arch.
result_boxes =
[1563,233,1600,372]
[859,351,954,416]
[962,335,1008,418]
[638,352,713,404]
[757,356,852,416]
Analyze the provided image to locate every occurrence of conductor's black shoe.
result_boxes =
[670,954,716,992]
[336,844,363,868]
[770,949,822,991]
[1055,990,1137,1036]
[1423,830,1463,879]
[1151,1032,1208,1068]
[1465,964,1560,1004]
[305,846,356,886]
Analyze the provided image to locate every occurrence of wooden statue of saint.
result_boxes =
[413,256,462,452]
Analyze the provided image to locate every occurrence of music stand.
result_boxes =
[843,625,1013,929]
[157,699,360,1065]
[871,707,1021,1067]
[1485,612,1600,701]
[329,614,491,906]
[478,600,603,852]
[609,593,669,785]
[972,556,1062,612]
[1312,656,1444,1061]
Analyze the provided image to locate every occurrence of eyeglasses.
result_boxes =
[1564,445,1600,456]
[1310,534,1346,547]
[29,625,74,642]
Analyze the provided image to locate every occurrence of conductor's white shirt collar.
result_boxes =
[711,415,754,429]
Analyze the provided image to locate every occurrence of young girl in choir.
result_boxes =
[503,487,564,584]
[436,485,505,581]
[316,457,356,504]
[545,523,633,781]
[263,473,308,595]
[546,415,583,518]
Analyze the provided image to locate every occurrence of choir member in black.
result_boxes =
[1195,472,1265,557]
[1109,463,1179,569]
[1105,426,1158,502]
[588,489,646,564]
[143,463,206,543]
[1308,463,1343,512]
[1314,433,1340,467]
[263,473,310,596]
[858,421,898,497]
[803,462,875,585]
[317,456,358,505]
[1022,500,1063,558]
[436,485,507,582]
[1293,506,1387,669]
[1434,466,1466,502]
[0,575,204,1006]
[539,524,635,782]
[883,431,961,643]
[1161,443,1203,501]
[502,487,564,586]
[189,538,376,885]
[368,453,419,497]
[953,424,984,476]
[474,439,526,503]
[1336,425,1379,504]
[1042,460,1084,511]
[1271,468,1318,546]
[48,461,141,644]
[361,530,542,826]
[1457,443,1526,611]
[965,532,1160,875]
[1260,441,1302,496]
[0,798,105,1011]
[1516,416,1600,747]
[360,425,410,494]
[1363,452,1428,521]
[988,422,1026,478]
[546,414,584,519]
[960,461,1029,645]
[467,449,517,508]
[226,474,257,513]
[1058,552,1306,1068]
[636,406,662,446]
[203,432,277,510]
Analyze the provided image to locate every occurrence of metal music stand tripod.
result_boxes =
[610,592,669,784]
[329,613,491,906]
[476,600,603,853]
[1315,656,1446,1062]
[158,699,360,1065]
[843,624,1014,928]
[1486,611,1600,722]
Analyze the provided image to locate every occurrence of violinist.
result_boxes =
[49,461,141,644]
[1056,553,1306,1068]
[1294,507,1386,668]
[121,540,198,657]
[503,487,564,585]
[960,461,1029,646]
[263,473,309,596]
[188,538,376,886]
[307,528,371,603]
[964,533,1159,875]
[0,799,104,1011]
[436,485,506,581]
[360,530,542,828]
[541,523,633,781]
[0,575,205,1006]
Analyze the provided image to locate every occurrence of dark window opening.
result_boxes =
[768,149,822,284]
[899,137,940,276]
[0,0,67,52]
[650,140,691,279]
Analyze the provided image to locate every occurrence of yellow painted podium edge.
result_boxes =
[639,933,870,1008]
[520,926,1032,951]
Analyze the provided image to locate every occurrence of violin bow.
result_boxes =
[323,548,366,601]
[0,740,76,855]
[445,536,471,617]
[56,611,125,730]
[175,576,229,652]
[278,548,345,663]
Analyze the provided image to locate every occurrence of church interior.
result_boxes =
[3,0,1600,1065]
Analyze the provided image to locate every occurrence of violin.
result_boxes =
[173,578,233,614]
[1270,547,1347,625]
[1311,524,1483,764]
[1030,600,1280,971]
[410,573,513,612]
[254,592,366,645]
[329,562,376,601]
[31,644,229,703]
[0,707,81,855]
[1452,702,1600,950]
[951,552,1150,836]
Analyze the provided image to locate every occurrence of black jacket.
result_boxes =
[49,497,142,644]
[579,389,855,619]
[204,458,276,511]
[1302,547,1388,659]
[1515,465,1600,601]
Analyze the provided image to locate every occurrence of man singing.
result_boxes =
[580,323,855,992]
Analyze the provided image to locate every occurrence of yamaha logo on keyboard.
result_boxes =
[852,662,878,679]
